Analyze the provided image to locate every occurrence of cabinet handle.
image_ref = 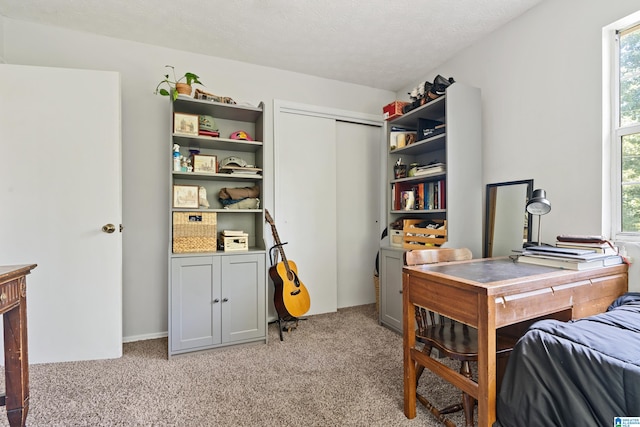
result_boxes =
[212,298,220,303]
[222,298,229,302]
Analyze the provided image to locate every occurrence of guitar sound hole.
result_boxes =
[291,289,301,296]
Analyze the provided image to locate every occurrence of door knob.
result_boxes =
[102,224,116,233]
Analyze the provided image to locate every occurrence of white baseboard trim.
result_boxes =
[123,331,167,343]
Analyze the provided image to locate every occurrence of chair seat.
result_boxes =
[416,322,517,361]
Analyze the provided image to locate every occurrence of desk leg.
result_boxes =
[402,272,417,419]
[477,294,496,427]
[3,291,29,427]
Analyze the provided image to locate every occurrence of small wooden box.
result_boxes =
[403,219,447,249]
[383,101,409,121]
[223,235,249,252]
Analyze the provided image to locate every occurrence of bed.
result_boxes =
[494,292,640,427]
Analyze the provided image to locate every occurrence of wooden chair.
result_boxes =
[404,248,517,427]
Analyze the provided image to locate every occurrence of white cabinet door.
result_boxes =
[221,254,266,343]
[0,64,122,363]
[170,256,220,353]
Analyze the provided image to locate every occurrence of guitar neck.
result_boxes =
[270,225,291,272]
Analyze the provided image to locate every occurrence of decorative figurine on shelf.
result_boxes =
[394,158,407,179]
[198,186,210,208]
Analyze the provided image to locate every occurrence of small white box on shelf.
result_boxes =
[222,231,249,251]
[389,230,404,247]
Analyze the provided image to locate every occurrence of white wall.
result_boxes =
[0,17,4,63]
[398,0,640,290]
[2,18,395,341]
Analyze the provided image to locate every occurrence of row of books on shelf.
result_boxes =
[516,236,623,270]
[392,179,445,211]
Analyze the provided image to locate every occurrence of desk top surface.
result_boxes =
[0,264,37,282]
[403,258,625,285]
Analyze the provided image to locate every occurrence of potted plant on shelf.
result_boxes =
[154,65,204,101]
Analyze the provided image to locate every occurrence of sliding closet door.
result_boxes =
[336,121,380,308]
[274,101,383,315]
[275,112,338,314]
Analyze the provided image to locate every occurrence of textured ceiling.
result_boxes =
[0,0,542,91]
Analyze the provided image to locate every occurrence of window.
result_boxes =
[619,24,640,234]
[609,15,640,239]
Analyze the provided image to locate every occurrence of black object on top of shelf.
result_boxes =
[417,119,445,141]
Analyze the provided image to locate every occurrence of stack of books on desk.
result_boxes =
[517,245,623,270]
[555,237,619,255]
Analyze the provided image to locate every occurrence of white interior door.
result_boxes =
[0,64,122,363]
[336,121,381,308]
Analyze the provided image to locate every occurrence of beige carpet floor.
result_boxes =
[0,304,471,426]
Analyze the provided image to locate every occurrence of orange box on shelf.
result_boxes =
[383,101,409,121]
[402,219,447,249]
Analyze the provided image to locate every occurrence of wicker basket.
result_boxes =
[172,212,217,253]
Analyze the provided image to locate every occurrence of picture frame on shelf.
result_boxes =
[173,113,199,136]
[401,190,415,211]
[192,154,217,173]
[173,184,199,208]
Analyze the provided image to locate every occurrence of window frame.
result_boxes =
[607,13,640,242]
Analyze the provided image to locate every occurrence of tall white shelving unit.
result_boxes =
[379,83,482,333]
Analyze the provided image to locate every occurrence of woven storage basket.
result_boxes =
[172,212,217,253]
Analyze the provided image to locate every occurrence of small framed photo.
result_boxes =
[173,113,199,136]
[173,184,199,208]
[192,154,217,173]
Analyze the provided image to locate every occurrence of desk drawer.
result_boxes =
[573,273,627,318]
[495,279,590,326]
[0,277,23,311]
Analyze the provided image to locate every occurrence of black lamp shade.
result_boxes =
[526,189,551,215]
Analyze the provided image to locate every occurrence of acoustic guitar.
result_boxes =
[265,209,311,318]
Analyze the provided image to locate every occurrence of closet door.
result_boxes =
[336,121,381,308]
[274,102,383,315]
[275,112,337,314]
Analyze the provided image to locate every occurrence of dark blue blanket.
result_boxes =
[494,293,640,427]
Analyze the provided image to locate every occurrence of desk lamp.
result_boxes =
[526,189,551,246]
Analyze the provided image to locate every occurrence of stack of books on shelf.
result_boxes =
[218,165,262,177]
[517,237,623,270]
[412,162,446,177]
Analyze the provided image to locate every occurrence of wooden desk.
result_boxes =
[402,258,627,427]
[0,264,36,427]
